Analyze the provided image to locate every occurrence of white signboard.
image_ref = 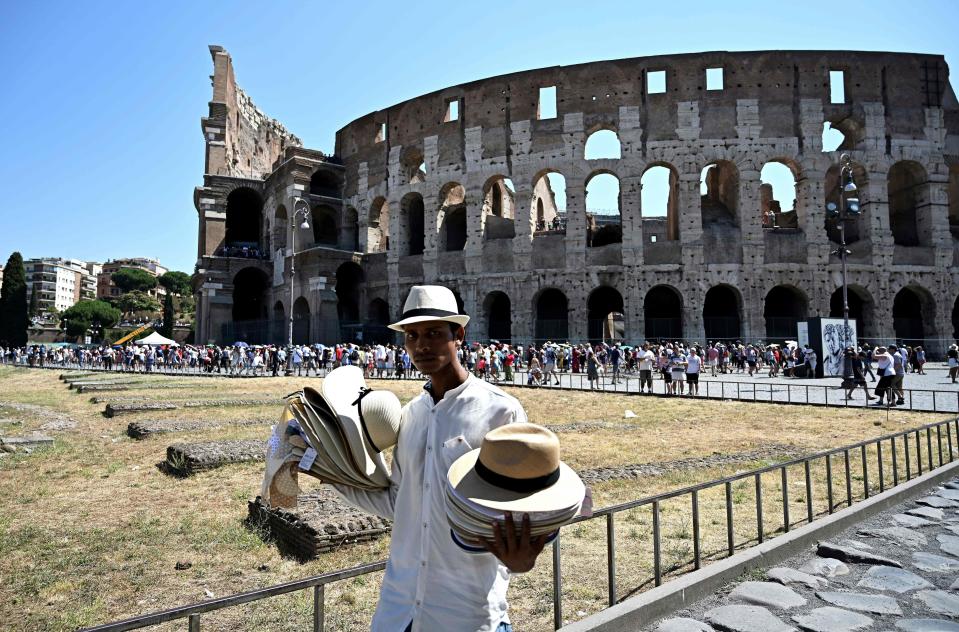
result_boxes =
[821,318,857,377]
[796,322,809,349]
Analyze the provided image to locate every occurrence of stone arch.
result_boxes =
[531,170,565,232]
[309,169,341,198]
[401,146,426,184]
[482,176,515,240]
[700,160,739,226]
[760,160,800,229]
[893,285,936,345]
[644,285,683,341]
[586,170,621,247]
[272,300,285,344]
[438,182,467,251]
[400,193,426,255]
[534,287,568,343]
[764,284,809,340]
[344,207,359,251]
[824,161,869,245]
[703,284,743,342]
[225,187,263,247]
[587,286,625,343]
[311,204,338,246]
[483,291,512,342]
[829,284,875,338]
[231,267,269,344]
[368,197,390,253]
[888,160,932,247]
[335,262,364,332]
[641,163,680,241]
[292,296,310,345]
[584,129,622,160]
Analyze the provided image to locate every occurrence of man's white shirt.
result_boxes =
[333,375,528,632]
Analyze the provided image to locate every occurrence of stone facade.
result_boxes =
[194,47,959,352]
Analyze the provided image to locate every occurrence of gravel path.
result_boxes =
[645,478,959,631]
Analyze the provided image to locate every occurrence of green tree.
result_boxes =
[28,283,39,318]
[117,291,161,315]
[0,252,29,346]
[159,292,175,337]
[158,271,191,296]
[59,300,120,339]
[111,267,158,293]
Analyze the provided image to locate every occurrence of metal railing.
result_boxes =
[80,417,957,632]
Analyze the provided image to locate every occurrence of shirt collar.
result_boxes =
[421,374,474,407]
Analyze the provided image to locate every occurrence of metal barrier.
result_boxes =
[80,417,957,631]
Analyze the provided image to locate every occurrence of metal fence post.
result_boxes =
[652,500,662,586]
[891,436,899,487]
[781,466,790,532]
[877,441,885,493]
[916,430,923,475]
[861,444,870,499]
[804,460,813,523]
[755,473,764,544]
[313,585,324,632]
[552,535,563,630]
[725,481,734,557]
[692,490,701,570]
[825,456,834,514]
[189,614,200,632]
[606,514,617,607]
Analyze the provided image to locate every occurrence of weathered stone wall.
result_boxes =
[195,48,959,351]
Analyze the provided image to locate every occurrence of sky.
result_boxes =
[1,0,957,273]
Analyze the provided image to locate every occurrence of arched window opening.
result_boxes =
[893,287,934,346]
[822,122,845,153]
[764,285,808,340]
[401,194,425,255]
[483,177,515,240]
[231,267,269,342]
[225,188,263,248]
[272,301,285,345]
[760,162,798,229]
[700,161,739,227]
[824,162,867,245]
[641,165,679,241]
[644,285,682,341]
[367,298,391,344]
[703,285,741,342]
[311,205,338,246]
[532,172,566,232]
[829,286,872,338]
[484,292,512,342]
[292,297,310,345]
[952,296,959,340]
[310,170,340,198]
[586,172,621,247]
[584,129,622,160]
[535,289,568,343]
[273,205,288,252]
[439,183,467,251]
[888,161,932,247]
[587,286,624,343]
[368,198,390,253]
[335,262,364,334]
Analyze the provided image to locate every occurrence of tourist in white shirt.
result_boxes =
[333,286,542,632]
[639,344,655,393]
[685,349,702,396]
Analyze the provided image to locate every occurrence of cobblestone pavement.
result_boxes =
[645,479,959,632]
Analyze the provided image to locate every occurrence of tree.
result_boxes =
[28,283,39,318]
[159,293,175,338]
[111,267,157,293]
[59,300,120,339]
[117,291,161,315]
[0,252,29,346]
[159,271,191,296]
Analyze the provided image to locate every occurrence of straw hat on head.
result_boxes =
[876,346,888,354]
[448,423,585,513]
[388,285,470,332]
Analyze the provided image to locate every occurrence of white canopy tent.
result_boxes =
[134,331,178,346]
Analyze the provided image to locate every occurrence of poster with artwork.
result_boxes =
[797,322,809,349]
[820,318,857,377]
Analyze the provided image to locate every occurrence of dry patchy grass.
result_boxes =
[0,367,949,631]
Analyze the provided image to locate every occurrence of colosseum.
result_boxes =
[193,45,959,353]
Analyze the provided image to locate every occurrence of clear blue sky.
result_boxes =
[1,0,957,274]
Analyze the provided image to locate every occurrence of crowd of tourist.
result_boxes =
[3,338,957,400]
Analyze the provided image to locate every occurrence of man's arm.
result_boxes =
[330,456,402,520]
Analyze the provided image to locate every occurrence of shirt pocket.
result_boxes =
[440,435,474,472]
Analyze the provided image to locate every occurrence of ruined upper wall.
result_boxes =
[202,45,301,179]
[334,50,958,195]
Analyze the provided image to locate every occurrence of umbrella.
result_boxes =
[233,342,250,348]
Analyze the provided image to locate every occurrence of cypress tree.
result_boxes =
[28,283,39,318]
[160,292,175,338]
[0,252,29,347]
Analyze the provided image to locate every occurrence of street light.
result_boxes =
[825,153,862,353]
[287,196,311,373]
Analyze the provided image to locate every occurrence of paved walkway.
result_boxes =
[645,478,959,631]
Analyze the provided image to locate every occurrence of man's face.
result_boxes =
[403,320,462,375]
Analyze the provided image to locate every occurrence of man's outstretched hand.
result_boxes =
[481,512,554,573]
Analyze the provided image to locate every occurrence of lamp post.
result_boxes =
[826,153,861,352]
[286,197,311,373]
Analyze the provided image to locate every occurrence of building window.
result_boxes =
[444,99,459,122]
[829,70,845,104]
[375,122,387,143]
[647,70,666,94]
[538,86,557,120]
[706,67,724,91]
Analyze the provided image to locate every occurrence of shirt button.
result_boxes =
[416,600,422,606]
[421,561,427,567]
[427,446,432,452]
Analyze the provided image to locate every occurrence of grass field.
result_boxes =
[0,367,951,631]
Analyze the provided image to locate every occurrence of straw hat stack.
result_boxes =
[261,366,402,506]
[445,423,586,549]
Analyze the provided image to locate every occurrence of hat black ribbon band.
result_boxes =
[351,388,380,452]
[401,307,460,319]
[474,460,560,493]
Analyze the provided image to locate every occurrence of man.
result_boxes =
[890,344,906,406]
[685,348,702,396]
[639,343,655,393]
[803,344,818,378]
[333,285,544,631]
[543,342,559,386]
